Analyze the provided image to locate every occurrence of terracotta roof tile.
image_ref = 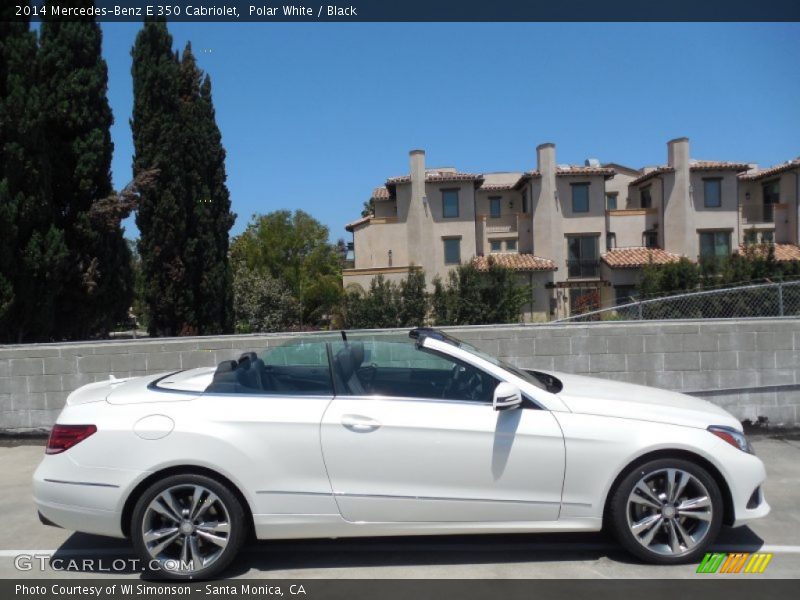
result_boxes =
[630,167,675,186]
[344,216,371,232]
[738,243,800,262]
[386,172,483,185]
[371,186,391,200]
[478,172,525,191]
[690,160,750,172]
[738,159,800,181]
[602,247,684,269]
[523,166,616,180]
[556,166,616,177]
[472,253,556,272]
[630,161,750,186]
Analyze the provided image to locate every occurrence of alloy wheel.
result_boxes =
[141,484,232,574]
[625,468,713,557]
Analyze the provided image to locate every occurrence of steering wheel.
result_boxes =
[442,364,482,401]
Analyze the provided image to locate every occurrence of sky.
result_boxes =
[94,22,800,242]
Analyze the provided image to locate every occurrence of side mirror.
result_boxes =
[493,382,523,411]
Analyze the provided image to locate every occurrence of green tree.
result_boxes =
[232,266,300,333]
[178,44,235,334]
[0,5,68,342]
[231,210,342,326]
[432,261,529,325]
[638,257,700,299]
[131,20,195,336]
[483,262,530,324]
[398,268,427,326]
[361,198,374,218]
[340,275,400,329]
[38,1,132,339]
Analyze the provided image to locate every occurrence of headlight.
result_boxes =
[708,425,754,454]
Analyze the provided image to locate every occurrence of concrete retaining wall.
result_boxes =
[2,318,799,432]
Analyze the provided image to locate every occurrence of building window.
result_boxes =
[763,180,780,222]
[443,238,461,264]
[489,240,502,253]
[699,231,731,261]
[567,235,600,278]
[606,232,616,251]
[522,189,529,214]
[641,186,652,209]
[506,239,517,252]
[442,189,459,218]
[703,178,722,208]
[606,193,618,211]
[489,197,502,218]
[643,231,658,248]
[615,285,637,306]
[571,183,590,213]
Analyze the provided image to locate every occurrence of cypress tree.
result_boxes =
[178,44,234,334]
[38,0,131,339]
[131,20,194,336]
[0,4,68,342]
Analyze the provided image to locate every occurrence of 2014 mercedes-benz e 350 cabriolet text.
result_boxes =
[34,328,769,579]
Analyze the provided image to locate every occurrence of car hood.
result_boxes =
[541,370,742,430]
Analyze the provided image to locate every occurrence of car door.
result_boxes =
[199,341,338,517]
[320,340,565,523]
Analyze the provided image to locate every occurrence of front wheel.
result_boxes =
[609,458,723,564]
[131,473,247,580]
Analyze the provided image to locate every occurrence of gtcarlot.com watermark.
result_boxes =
[14,553,191,573]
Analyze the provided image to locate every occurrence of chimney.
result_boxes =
[663,137,691,255]
[537,143,556,179]
[667,137,689,169]
[406,149,426,267]
[532,143,560,259]
[410,149,426,206]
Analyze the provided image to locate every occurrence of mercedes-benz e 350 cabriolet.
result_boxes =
[34,328,768,579]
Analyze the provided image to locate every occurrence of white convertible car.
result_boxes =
[34,328,768,579]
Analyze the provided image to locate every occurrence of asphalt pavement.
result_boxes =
[1,436,798,579]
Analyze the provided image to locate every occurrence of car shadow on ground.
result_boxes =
[47,526,765,578]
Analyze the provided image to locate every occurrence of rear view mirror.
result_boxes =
[493,382,522,411]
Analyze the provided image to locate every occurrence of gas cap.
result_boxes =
[133,415,175,440]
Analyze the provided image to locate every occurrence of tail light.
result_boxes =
[46,424,97,455]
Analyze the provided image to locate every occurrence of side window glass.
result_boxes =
[205,341,333,395]
[330,340,498,403]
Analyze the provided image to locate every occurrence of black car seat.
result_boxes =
[334,342,366,395]
[206,360,239,393]
[235,356,263,391]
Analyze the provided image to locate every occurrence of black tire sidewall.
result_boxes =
[609,458,723,565]
[131,473,246,580]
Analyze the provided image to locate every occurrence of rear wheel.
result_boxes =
[609,458,723,564]
[131,473,246,580]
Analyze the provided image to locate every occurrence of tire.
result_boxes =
[131,473,247,580]
[608,458,723,565]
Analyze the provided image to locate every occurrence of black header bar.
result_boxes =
[9,0,800,22]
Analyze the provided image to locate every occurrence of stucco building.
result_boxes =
[343,138,800,321]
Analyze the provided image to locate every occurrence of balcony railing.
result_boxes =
[567,259,600,278]
[742,203,777,224]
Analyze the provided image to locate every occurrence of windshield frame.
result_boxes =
[412,329,548,392]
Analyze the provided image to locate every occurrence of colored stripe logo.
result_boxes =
[696,552,773,574]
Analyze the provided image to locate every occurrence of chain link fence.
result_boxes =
[556,280,800,322]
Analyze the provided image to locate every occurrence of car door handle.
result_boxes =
[341,414,381,432]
